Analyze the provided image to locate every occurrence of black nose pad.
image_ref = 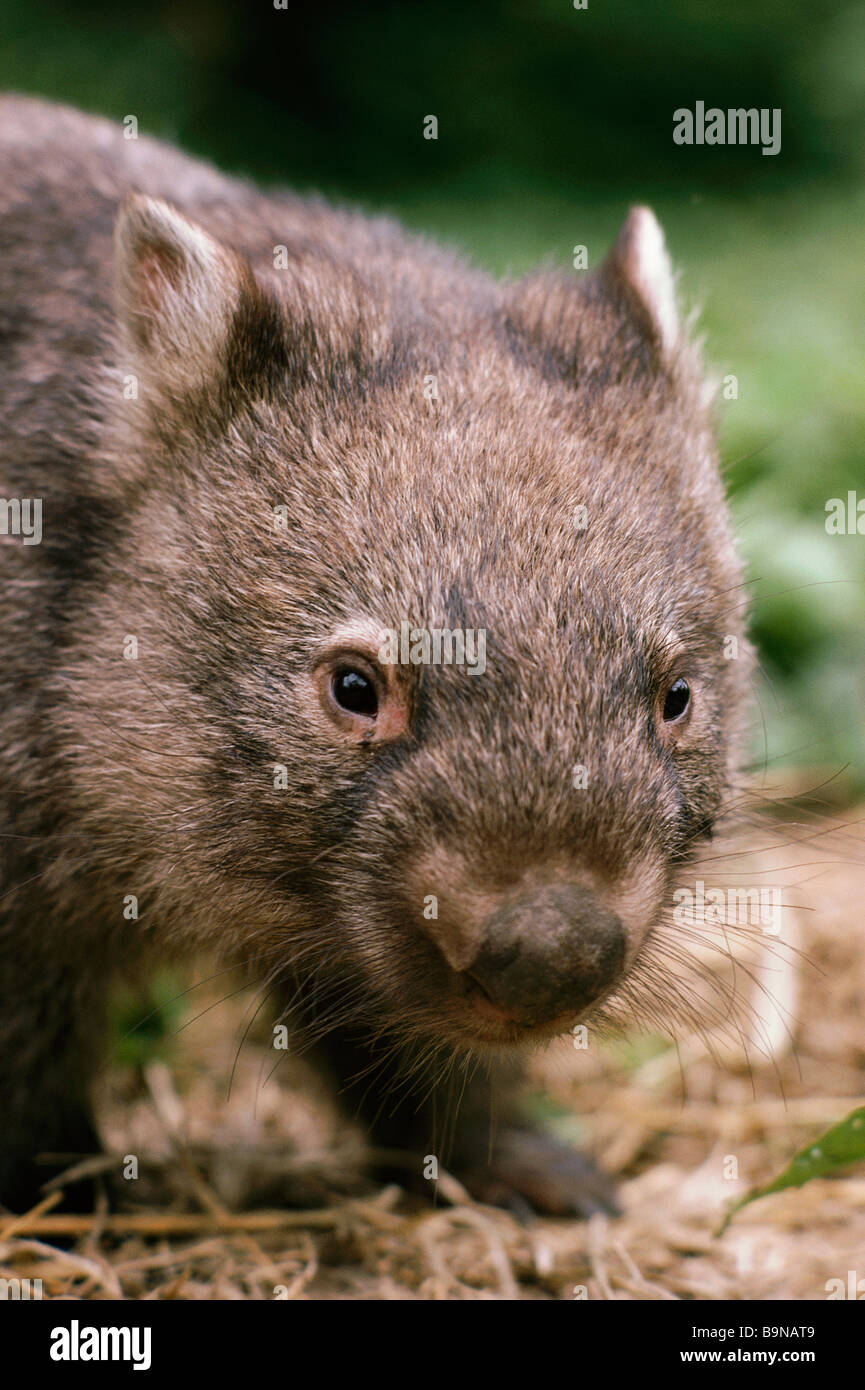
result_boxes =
[468,884,625,1024]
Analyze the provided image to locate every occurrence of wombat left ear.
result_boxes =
[114,194,246,394]
[600,206,680,357]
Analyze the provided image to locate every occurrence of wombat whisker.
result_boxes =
[118,960,262,1041]
[351,1045,438,1132]
[721,432,782,475]
[0,867,55,909]
[52,679,208,768]
[0,827,99,843]
[127,664,198,725]
[686,817,865,864]
[718,802,861,843]
[435,1054,477,1170]
[670,580,758,630]
[399,1047,474,1162]
[227,972,285,1103]
[172,979,267,1038]
[632,928,781,1021]
[751,659,783,713]
[636,929,798,1072]
[732,798,865,846]
[718,576,862,621]
[729,763,852,803]
[748,676,771,780]
[608,966,773,1082]
[654,916,815,975]
[664,937,795,1050]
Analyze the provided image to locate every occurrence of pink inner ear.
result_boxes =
[131,241,186,348]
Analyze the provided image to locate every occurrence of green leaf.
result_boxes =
[719,1106,865,1235]
[109,970,186,1069]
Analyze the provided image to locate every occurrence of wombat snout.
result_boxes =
[465,884,626,1026]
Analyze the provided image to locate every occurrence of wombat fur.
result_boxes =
[0,96,752,1214]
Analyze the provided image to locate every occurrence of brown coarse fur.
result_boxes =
[0,95,753,1213]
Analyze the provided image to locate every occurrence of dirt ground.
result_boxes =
[2,796,864,1300]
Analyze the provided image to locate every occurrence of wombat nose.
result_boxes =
[467,884,625,1025]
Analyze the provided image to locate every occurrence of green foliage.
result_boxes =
[524,1092,590,1147]
[720,1106,865,1233]
[3,0,864,193]
[109,971,186,1070]
[606,1034,673,1073]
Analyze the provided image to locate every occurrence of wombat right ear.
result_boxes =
[599,205,680,358]
[507,206,686,384]
[114,194,246,395]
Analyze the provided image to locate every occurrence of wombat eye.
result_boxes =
[313,638,408,743]
[332,667,378,718]
[662,677,691,722]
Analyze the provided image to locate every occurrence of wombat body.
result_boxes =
[0,96,751,1212]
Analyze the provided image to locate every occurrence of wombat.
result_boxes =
[0,96,751,1215]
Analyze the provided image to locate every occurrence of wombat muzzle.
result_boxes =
[467,884,625,1026]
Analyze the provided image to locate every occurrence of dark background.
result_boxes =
[4,0,863,194]
[2,0,863,786]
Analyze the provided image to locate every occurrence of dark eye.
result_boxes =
[332,667,378,718]
[662,677,691,722]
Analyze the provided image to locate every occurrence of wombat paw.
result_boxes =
[455,1126,620,1220]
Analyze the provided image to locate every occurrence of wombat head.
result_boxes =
[66,197,752,1056]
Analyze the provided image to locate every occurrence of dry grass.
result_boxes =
[2,803,864,1300]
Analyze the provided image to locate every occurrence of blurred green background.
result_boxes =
[2,0,863,791]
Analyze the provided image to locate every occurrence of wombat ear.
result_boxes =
[114,194,246,393]
[600,206,680,357]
